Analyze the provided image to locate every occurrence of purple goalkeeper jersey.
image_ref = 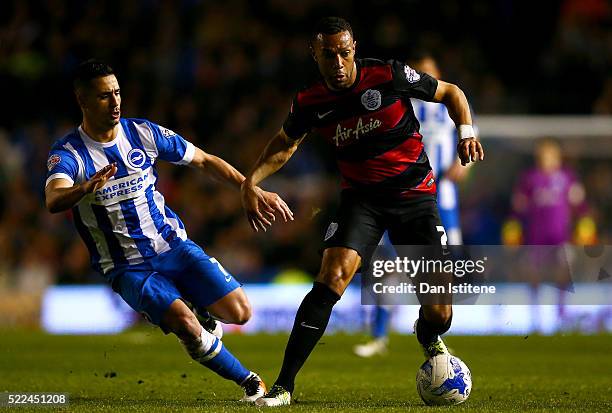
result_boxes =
[512,167,585,245]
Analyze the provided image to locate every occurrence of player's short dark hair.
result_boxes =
[311,16,353,44]
[73,59,115,90]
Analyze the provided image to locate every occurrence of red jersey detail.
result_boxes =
[297,65,393,107]
[398,170,437,198]
[352,65,393,94]
[337,133,424,184]
[317,100,407,147]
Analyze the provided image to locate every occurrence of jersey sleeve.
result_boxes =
[390,59,438,101]
[145,120,195,165]
[282,94,312,140]
[45,144,79,187]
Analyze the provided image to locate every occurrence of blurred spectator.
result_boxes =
[0,0,610,285]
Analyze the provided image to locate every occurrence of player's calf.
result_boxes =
[192,307,223,339]
[165,300,260,398]
[273,281,341,394]
[163,300,202,341]
[178,325,252,386]
[315,247,361,295]
[270,247,358,394]
[421,304,452,327]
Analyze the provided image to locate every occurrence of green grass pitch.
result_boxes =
[1,329,611,412]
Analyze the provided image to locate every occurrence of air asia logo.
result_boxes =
[127,148,146,168]
[361,89,382,110]
[404,65,420,83]
[159,126,176,138]
[333,117,382,146]
[47,154,61,172]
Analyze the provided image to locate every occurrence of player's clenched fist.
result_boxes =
[83,163,118,193]
[457,137,484,166]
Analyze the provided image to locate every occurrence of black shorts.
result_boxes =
[322,190,446,263]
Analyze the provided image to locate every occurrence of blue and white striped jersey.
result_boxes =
[45,118,195,279]
[411,99,460,221]
[411,99,457,178]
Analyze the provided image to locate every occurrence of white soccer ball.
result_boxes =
[416,354,472,405]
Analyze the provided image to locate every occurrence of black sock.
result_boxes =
[275,282,340,393]
[416,307,453,346]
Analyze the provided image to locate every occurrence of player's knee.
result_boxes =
[219,297,251,325]
[319,267,348,295]
[231,300,252,325]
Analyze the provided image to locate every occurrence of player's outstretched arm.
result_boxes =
[433,81,484,166]
[190,146,293,232]
[190,146,247,189]
[45,163,117,213]
[241,128,303,232]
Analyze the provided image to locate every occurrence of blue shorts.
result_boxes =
[111,239,241,331]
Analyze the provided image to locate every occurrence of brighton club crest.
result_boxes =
[127,148,146,168]
[361,89,382,111]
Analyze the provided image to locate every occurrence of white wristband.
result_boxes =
[458,124,475,140]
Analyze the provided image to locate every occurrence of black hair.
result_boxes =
[310,16,353,45]
[73,59,115,90]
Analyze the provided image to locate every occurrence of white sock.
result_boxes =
[179,327,222,363]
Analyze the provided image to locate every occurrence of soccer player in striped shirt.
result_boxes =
[354,52,471,357]
[45,60,293,402]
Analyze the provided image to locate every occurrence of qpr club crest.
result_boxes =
[127,148,146,168]
[361,89,382,111]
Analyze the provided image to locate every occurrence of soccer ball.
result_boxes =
[416,354,472,405]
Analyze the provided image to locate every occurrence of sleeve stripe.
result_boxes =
[45,173,74,187]
[174,141,195,165]
[138,121,160,159]
[63,142,85,182]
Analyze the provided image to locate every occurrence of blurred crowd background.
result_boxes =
[0,0,610,292]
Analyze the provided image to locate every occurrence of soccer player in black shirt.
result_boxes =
[241,17,484,406]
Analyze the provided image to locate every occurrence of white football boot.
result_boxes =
[255,384,291,406]
[240,372,267,402]
[353,337,389,357]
